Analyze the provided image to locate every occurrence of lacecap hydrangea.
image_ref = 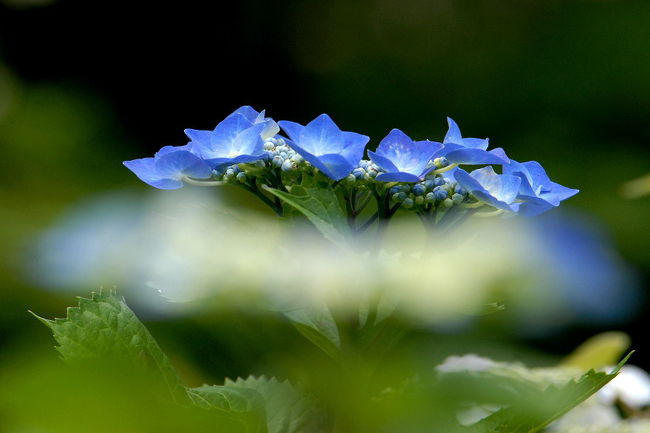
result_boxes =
[124,106,578,225]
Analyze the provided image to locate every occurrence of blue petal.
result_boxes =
[470,167,521,204]
[155,144,193,158]
[209,113,255,154]
[455,167,520,212]
[285,140,339,180]
[233,105,259,123]
[123,157,160,184]
[376,172,424,183]
[230,123,266,155]
[299,114,344,155]
[516,196,557,216]
[278,120,304,143]
[184,129,212,148]
[123,157,185,190]
[368,150,400,173]
[155,150,212,180]
[445,147,510,165]
[339,131,369,166]
[462,137,489,150]
[433,141,463,159]
[454,168,485,195]
[375,129,440,175]
[540,182,580,206]
[505,160,555,196]
[444,117,463,144]
[260,119,280,140]
[317,153,355,180]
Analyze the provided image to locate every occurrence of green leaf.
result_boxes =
[224,376,328,433]
[283,304,341,360]
[469,352,633,433]
[262,179,349,247]
[30,289,186,403]
[187,385,267,432]
[561,331,631,371]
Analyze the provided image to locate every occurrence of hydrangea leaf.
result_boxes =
[560,332,631,371]
[263,179,349,247]
[30,289,187,403]
[467,352,633,433]
[223,376,329,433]
[283,303,341,360]
[187,385,267,432]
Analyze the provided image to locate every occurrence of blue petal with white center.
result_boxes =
[504,160,579,216]
[436,117,510,165]
[123,147,212,190]
[185,106,279,169]
[368,129,443,182]
[454,166,521,212]
[278,114,369,180]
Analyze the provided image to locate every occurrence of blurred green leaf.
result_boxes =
[31,289,187,403]
[224,376,329,433]
[263,178,349,247]
[188,385,267,433]
[283,303,341,360]
[561,331,631,371]
[469,352,633,433]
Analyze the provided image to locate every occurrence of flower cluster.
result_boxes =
[124,106,578,218]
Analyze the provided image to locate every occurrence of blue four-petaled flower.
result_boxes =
[185,106,279,169]
[278,114,369,181]
[368,129,443,182]
[437,117,510,165]
[123,145,213,190]
[454,166,522,212]
[504,160,579,216]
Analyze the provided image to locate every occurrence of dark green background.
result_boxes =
[1,0,649,376]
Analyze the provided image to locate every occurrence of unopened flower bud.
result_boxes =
[412,184,426,196]
[272,156,283,167]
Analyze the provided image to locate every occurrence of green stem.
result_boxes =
[238,179,284,216]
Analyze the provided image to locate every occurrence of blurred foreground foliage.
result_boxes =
[2,290,630,433]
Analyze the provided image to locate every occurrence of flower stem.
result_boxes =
[431,163,458,175]
[183,177,226,186]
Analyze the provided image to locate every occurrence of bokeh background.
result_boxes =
[1,0,649,386]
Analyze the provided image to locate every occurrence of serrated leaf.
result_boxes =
[31,289,186,403]
[283,304,341,360]
[187,385,267,433]
[263,181,348,247]
[224,375,329,433]
[469,352,633,433]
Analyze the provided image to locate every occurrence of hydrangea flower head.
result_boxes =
[278,114,369,180]
[454,166,521,212]
[368,129,443,182]
[438,117,510,165]
[123,145,212,190]
[504,160,579,216]
[185,106,279,169]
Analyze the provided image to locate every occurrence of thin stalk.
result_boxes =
[238,179,283,216]
[183,177,226,186]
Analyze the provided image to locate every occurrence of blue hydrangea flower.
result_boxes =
[185,106,279,169]
[368,129,443,182]
[278,114,369,180]
[437,117,510,165]
[123,145,212,190]
[504,160,579,216]
[454,166,522,212]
